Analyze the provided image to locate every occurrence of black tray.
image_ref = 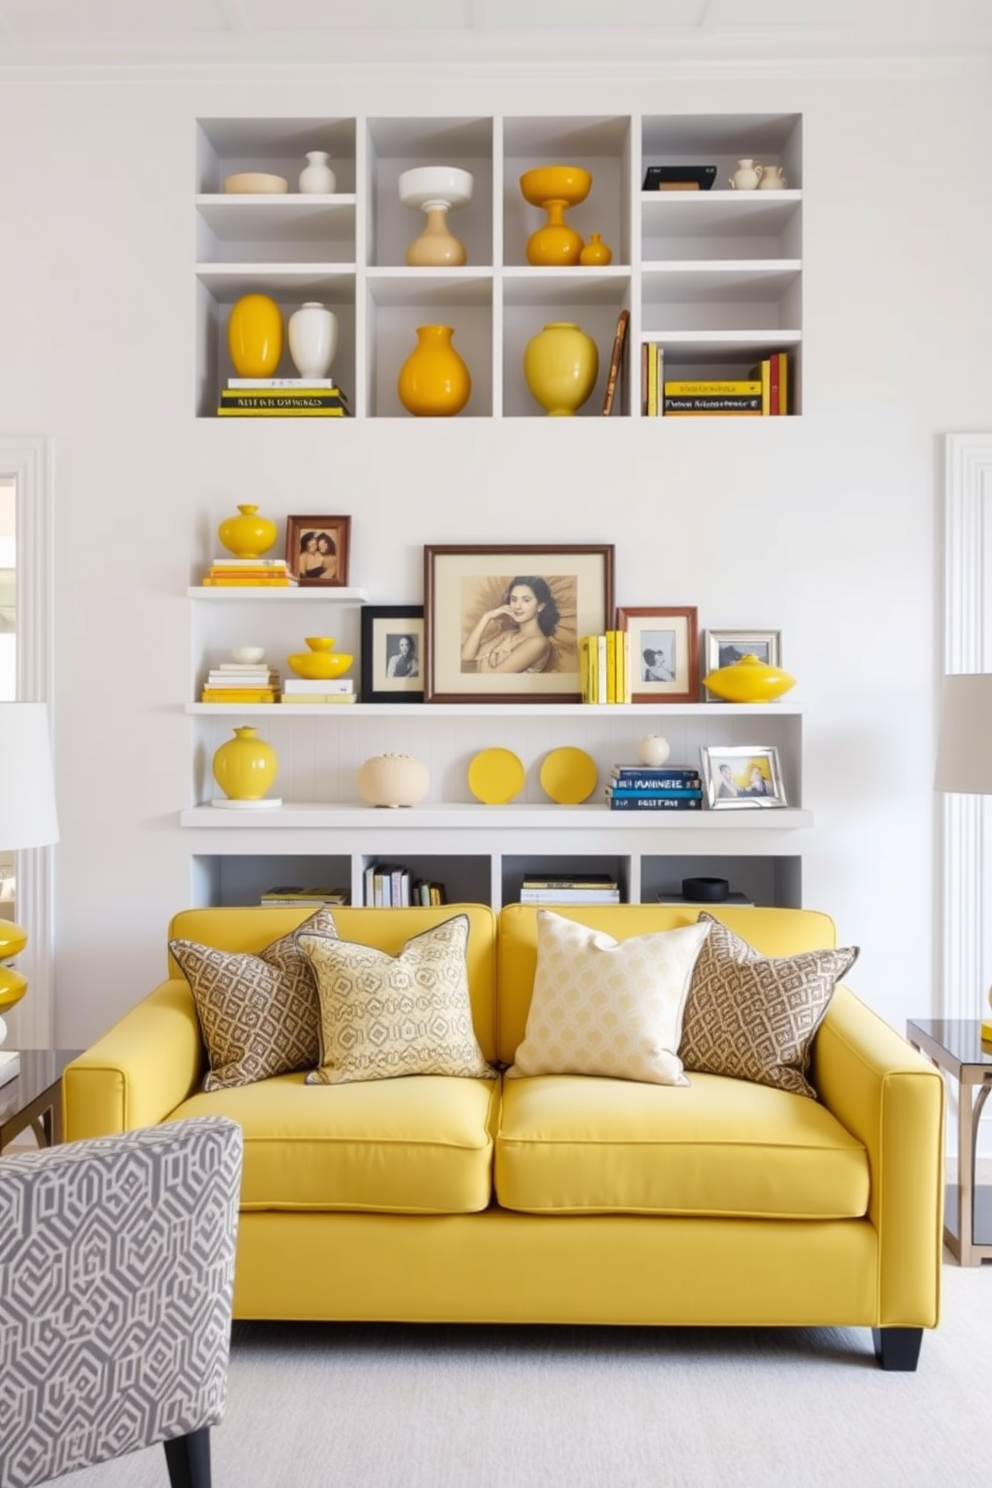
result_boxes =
[642,165,717,192]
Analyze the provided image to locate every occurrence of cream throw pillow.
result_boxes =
[507,910,711,1085]
[679,912,859,1099]
[297,914,497,1086]
[170,905,337,1091]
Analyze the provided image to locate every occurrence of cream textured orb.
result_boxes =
[357,753,430,808]
[637,735,671,767]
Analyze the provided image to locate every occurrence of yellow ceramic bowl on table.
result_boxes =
[287,637,353,680]
[703,654,796,703]
[519,166,592,208]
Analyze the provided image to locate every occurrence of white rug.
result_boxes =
[50,1260,990,1488]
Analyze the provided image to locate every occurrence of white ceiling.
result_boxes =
[0,0,990,69]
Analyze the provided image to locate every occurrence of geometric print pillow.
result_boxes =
[507,910,711,1086]
[297,914,497,1086]
[170,905,338,1092]
[678,912,859,1099]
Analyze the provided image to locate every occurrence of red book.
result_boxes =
[769,353,781,416]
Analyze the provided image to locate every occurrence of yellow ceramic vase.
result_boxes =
[526,200,584,266]
[397,325,471,417]
[212,726,279,802]
[217,504,278,559]
[579,233,613,266]
[703,653,796,703]
[523,322,599,416]
[287,637,354,680]
[228,293,284,378]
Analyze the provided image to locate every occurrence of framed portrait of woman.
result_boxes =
[360,604,424,703]
[286,515,351,587]
[424,544,615,703]
[616,606,699,704]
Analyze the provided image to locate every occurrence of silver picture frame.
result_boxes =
[703,629,782,698]
[700,744,787,810]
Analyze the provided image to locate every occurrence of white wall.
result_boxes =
[0,62,988,1048]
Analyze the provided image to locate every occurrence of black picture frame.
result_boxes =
[360,604,424,703]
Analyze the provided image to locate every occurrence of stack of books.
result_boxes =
[260,885,349,906]
[641,347,790,416]
[202,660,281,703]
[580,631,631,703]
[749,351,790,416]
[202,558,297,587]
[605,764,704,811]
[281,678,356,705]
[520,873,621,904]
[363,863,446,906]
[217,377,351,418]
[661,378,763,417]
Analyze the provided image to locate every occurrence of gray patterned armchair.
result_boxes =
[0,1115,243,1488]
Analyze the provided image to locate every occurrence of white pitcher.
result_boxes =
[729,158,763,190]
[758,164,787,190]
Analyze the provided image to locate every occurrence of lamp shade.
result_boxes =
[0,702,59,849]
[935,674,992,795]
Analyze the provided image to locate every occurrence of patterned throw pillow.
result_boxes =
[170,905,338,1091]
[297,914,497,1086]
[679,912,859,1098]
[507,910,711,1085]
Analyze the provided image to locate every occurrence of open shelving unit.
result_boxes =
[195,110,802,418]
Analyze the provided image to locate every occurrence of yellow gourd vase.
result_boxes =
[703,653,796,703]
[227,293,284,378]
[523,322,599,416]
[579,233,613,266]
[397,325,471,417]
[217,504,278,559]
[526,199,585,267]
[212,726,279,802]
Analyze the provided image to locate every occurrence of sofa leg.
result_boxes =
[164,1427,212,1488]
[872,1327,923,1371]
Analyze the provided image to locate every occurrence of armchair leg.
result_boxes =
[872,1327,923,1371]
[164,1427,212,1488]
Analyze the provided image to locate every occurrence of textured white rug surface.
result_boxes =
[50,1260,990,1488]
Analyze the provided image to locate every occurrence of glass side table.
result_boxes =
[906,1019,992,1266]
[0,1049,81,1154]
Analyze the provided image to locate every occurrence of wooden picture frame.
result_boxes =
[286,515,351,587]
[360,605,424,703]
[424,544,615,703]
[616,606,699,703]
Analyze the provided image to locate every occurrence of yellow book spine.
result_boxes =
[663,380,762,395]
[606,629,617,704]
[646,343,659,417]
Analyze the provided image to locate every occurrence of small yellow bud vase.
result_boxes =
[703,653,796,703]
[523,322,599,416]
[227,292,283,378]
[212,726,280,804]
[397,325,471,417]
[217,504,278,559]
[579,233,613,266]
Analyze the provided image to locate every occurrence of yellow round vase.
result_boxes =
[212,726,279,802]
[397,325,471,417]
[526,199,585,267]
[703,653,796,703]
[228,293,284,378]
[217,504,278,559]
[523,322,599,416]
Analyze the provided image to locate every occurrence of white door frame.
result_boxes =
[0,435,55,1046]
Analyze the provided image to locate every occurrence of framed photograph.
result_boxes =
[700,745,787,810]
[361,605,424,703]
[286,515,351,587]
[424,544,615,703]
[703,629,781,696]
[616,606,699,703]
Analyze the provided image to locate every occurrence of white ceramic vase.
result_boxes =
[288,302,339,379]
[357,753,430,808]
[299,150,336,194]
[637,735,671,767]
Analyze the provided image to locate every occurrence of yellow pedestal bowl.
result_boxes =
[703,654,796,703]
[519,166,592,209]
[287,637,353,680]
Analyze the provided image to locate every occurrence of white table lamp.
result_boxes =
[0,702,59,1083]
[935,673,992,1040]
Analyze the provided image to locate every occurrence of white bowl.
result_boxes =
[398,166,474,212]
[224,172,289,195]
[231,646,265,664]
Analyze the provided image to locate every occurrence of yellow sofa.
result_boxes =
[63,903,944,1370]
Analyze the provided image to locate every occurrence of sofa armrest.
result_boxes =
[812,984,944,1326]
[63,979,205,1141]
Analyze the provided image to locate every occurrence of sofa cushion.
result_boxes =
[169,905,337,1092]
[507,911,709,1085]
[171,1072,500,1214]
[495,1072,869,1219]
[679,913,859,1099]
[298,914,497,1086]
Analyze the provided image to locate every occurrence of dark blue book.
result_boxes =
[608,795,702,811]
[611,766,701,784]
